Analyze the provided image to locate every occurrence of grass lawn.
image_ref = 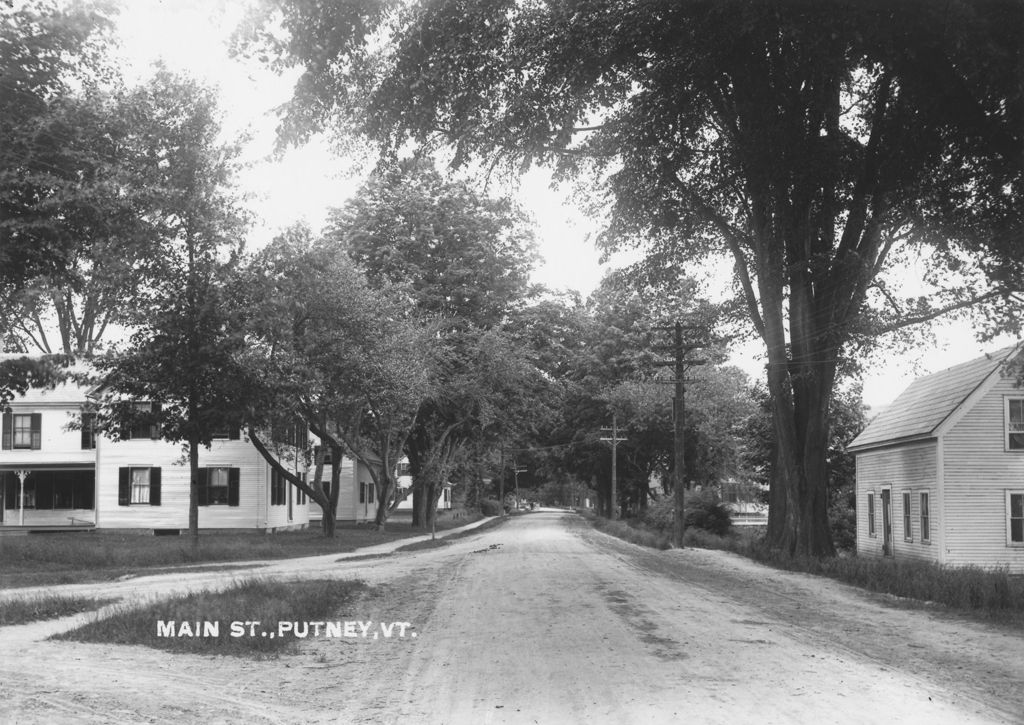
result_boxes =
[54,578,368,658]
[579,510,1024,627]
[0,594,116,626]
[0,511,482,589]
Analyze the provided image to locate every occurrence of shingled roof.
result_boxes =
[848,345,1022,452]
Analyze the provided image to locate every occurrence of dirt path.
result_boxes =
[1,511,1022,724]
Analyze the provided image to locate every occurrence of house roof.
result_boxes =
[848,344,1022,452]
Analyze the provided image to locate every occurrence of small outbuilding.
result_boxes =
[848,344,1024,573]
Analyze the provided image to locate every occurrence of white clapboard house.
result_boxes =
[1,371,361,533]
[847,344,1024,573]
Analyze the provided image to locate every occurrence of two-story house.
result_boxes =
[0,373,321,532]
[848,344,1024,573]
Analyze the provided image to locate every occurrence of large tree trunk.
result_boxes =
[764,361,837,557]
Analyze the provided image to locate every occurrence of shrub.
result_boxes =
[640,490,733,536]
[480,499,502,517]
[829,498,857,551]
[640,496,675,533]
[684,489,732,535]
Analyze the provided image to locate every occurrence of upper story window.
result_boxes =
[129,402,160,440]
[81,411,96,450]
[211,426,241,440]
[2,412,41,450]
[1006,398,1024,450]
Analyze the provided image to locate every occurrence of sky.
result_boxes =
[110,0,1017,409]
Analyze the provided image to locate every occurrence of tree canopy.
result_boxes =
[240,0,1024,555]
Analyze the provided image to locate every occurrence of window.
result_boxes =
[206,468,230,505]
[867,492,876,536]
[81,411,96,450]
[1008,492,1024,546]
[270,468,286,506]
[131,468,151,504]
[211,426,240,440]
[1005,398,1024,450]
[2,412,41,450]
[920,492,931,543]
[359,482,375,504]
[13,414,32,448]
[130,402,159,440]
[199,467,239,506]
[118,467,161,506]
[902,492,913,541]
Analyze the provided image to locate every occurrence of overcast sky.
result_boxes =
[111,0,1017,408]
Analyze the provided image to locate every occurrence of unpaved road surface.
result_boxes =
[2,511,1022,724]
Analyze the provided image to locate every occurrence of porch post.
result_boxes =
[15,469,28,526]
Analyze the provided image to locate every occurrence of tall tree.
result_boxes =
[239,226,435,534]
[0,0,118,301]
[241,0,1024,555]
[90,71,249,541]
[325,160,542,528]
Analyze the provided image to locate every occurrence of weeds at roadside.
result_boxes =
[0,513,483,589]
[54,578,368,658]
[579,510,671,550]
[0,594,116,626]
[578,510,1024,626]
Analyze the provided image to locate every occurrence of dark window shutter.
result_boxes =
[359,482,365,504]
[197,468,208,506]
[118,468,130,506]
[228,467,240,507]
[150,403,161,439]
[149,467,161,506]
[368,483,374,504]
[30,413,42,449]
[1,411,11,450]
[229,425,240,440]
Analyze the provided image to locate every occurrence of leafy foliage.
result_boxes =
[243,0,1024,556]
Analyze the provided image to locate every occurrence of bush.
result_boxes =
[829,498,857,551]
[640,490,732,536]
[640,496,675,533]
[684,489,732,535]
[480,499,502,517]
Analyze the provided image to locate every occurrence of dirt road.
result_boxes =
[2,511,1022,724]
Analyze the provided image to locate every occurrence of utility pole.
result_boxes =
[513,463,527,510]
[655,321,707,547]
[498,447,506,515]
[600,412,626,519]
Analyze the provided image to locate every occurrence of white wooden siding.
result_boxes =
[942,375,1024,572]
[855,441,937,563]
[311,458,377,522]
[96,437,308,531]
[0,401,93,466]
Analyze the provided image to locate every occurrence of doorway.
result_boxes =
[881,489,893,556]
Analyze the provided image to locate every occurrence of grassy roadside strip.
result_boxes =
[0,511,483,589]
[54,579,368,658]
[578,510,1024,626]
[1,594,117,626]
[388,514,509,554]
[577,509,671,550]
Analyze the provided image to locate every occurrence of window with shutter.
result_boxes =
[12,414,33,449]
